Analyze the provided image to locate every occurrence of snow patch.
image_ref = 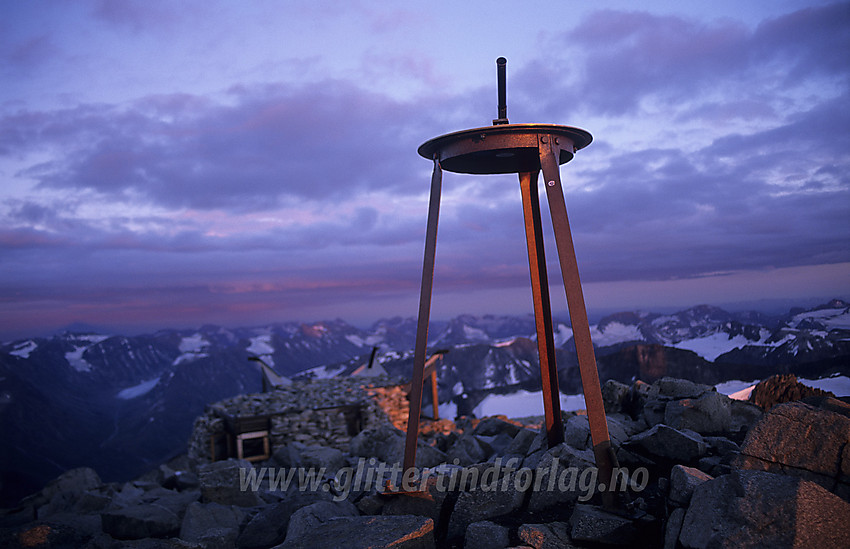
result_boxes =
[463,325,489,342]
[800,375,850,396]
[173,353,208,366]
[345,334,366,347]
[9,340,37,358]
[553,324,573,347]
[299,364,347,379]
[589,322,644,347]
[673,333,754,361]
[117,377,160,400]
[65,347,95,372]
[247,335,275,366]
[179,334,209,353]
[473,390,587,418]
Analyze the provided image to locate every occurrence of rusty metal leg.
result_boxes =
[431,370,439,420]
[539,138,619,508]
[403,157,443,475]
[519,170,564,448]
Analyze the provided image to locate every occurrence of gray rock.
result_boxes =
[447,470,527,539]
[664,507,685,549]
[651,377,712,399]
[527,443,596,512]
[473,417,522,438]
[447,434,493,466]
[642,398,669,427]
[299,445,347,473]
[730,399,764,434]
[563,415,591,449]
[350,423,447,468]
[382,476,450,523]
[277,515,435,549]
[704,436,740,458]
[664,391,732,434]
[284,500,359,542]
[465,520,511,549]
[628,424,707,462]
[518,521,578,548]
[602,379,631,414]
[101,504,181,540]
[569,504,637,545]
[668,465,712,506]
[504,428,537,456]
[198,459,264,507]
[737,401,850,497]
[679,470,850,549]
[179,501,247,545]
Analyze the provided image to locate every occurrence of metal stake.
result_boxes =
[539,137,618,508]
[519,170,564,448]
[403,157,442,473]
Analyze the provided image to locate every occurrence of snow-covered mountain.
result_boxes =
[1,299,848,504]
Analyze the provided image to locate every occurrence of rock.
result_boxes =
[236,488,334,549]
[518,521,578,548]
[569,504,637,546]
[750,373,834,410]
[664,507,685,549]
[668,465,712,506]
[627,424,707,462]
[704,436,739,458]
[729,399,763,436]
[178,501,247,546]
[736,401,850,497]
[447,470,527,539]
[563,415,591,449]
[602,379,631,414]
[679,469,850,548]
[664,391,731,434]
[382,476,450,523]
[197,459,264,507]
[299,445,347,473]
[651,377,712,400]
[464,520,511,549]
[277,515,435,548]
[447,434,493,466]
[472,416,522,438]
[101,504,181,540]
[527,444,596,512]
[504,428,537,456]
[284,500,359,542]
[350,423,447,468]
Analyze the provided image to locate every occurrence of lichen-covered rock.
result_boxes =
[197,459,264,507]
[277,515,435,549]
[736,400,850,498]
[569,504,637,546]
[668,465,712,506]
[518,521,579,548]
[627,424,707,462]
[664,391,732,434]
[679,470,850,549]
[464,520,511,549]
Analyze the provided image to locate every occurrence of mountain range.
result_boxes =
[1,298,848,505]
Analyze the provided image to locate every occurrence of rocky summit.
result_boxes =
[2,375,849,548]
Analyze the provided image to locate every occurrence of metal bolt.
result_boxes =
[480,134,486,140]
[555,138,560,145]
[540,136,548,144]
[547,180,555,187]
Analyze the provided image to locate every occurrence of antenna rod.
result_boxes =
[494,57,509,125]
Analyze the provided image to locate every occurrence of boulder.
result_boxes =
[569,504,637,546]
[447,470,527,539]
[178,501,247,546]
[446,434,493,466]
[651,377,712,400]
[749,373,834,410]
[350,423,447,468]
[504,428,537,456]
[664,507,685,549]
[602,379,631,414]
[664,391,732,434]
[197,459,264,507]
[736,401,850,497]
[627,424,707,462]
[284,500,359,542]
[668,465,712,506]
[277,515,435,549]
[679,469,850,548]
[464,520,511,549]
[101,504,181,540]
[527,443,596,512]
[472,416,522,438]
[298,445,347,474]
[518,521,579,548]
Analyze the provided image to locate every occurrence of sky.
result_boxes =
[1,1,848,339]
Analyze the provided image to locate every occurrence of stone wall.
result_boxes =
[187,376,400,463]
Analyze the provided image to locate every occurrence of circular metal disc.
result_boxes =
[417,123,592,175]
